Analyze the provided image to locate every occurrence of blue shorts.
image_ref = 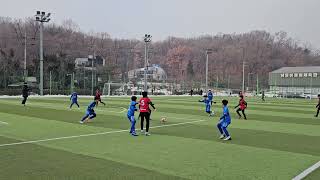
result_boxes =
[218,120,230,128]
[206,105,211,113]
[127,115,135,122]
[86,110,95,115]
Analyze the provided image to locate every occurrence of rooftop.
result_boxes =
[271,66,320,73]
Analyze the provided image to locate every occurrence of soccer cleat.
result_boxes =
[219,135,225,139]
[145,132,151,136]
[315,115,318,117]
[140,130,144,133]
[79,120,84,124]
[223,136,232,141]
[131,133,139,136]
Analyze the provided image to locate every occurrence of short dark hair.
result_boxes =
[131,96,137,101]
[318,94,320,97]
[222,99,228,106]
[203,95,208,97]
[142,91,148,97]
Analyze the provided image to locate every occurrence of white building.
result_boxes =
[128,64,167,81]
[75,56,106,70]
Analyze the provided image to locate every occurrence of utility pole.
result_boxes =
[83,68,86,90]
[205,49,213,92]
[227,75,230,90]
[35,11,51,96]
[143,34,152,92]
[242,61,245,93]
[256,74,259,94]
[91,52,95,96]
[247,73,253,92]
[24,27,27,82]
[72,72,75,92]
[49,71,52,95]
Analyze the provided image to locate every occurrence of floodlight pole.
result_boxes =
[91,52,95,96]
[144,34,152,92]
[242,61,245,93]
[39,22,44,95]
[205,49,212,92]
[247,73,253,91]
[240,47,246,94]
[35,11,51,96]
[256,74,259,94]
[24,28,27,82]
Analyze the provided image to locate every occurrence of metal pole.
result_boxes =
[310,77,313,98]
[24,28,27,82]
[39,22,44,96]
[108,83,111,96]
[83,69,86,89]
[256,74,259,94]
[216,76,219,89]
[247,73,250,92]
[206,53,208,92]
[227,75,230,89]
[144,41,148,92]
[242,61,245,93]
[49,71,52,95]
[72,72,75,92]
[91,52,95,96]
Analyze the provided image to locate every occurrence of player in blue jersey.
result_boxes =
[127,96,138,136]
[217,99,232,141]
[70,92,79,109]
[199,95,214,116]
[80,99,98,124]
[208,89,214,105]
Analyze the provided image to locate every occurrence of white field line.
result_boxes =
[1,99,127,115]
[0,121,8,125]
[292,161,320,180]
[105,107,127,113]
[0,119,207,148]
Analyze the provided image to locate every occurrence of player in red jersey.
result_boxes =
[94,89,106,106]
[315,94,320,117]
[139,92,156,136]
[235,95,247,120]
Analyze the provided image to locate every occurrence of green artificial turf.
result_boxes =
[0,96,319,180]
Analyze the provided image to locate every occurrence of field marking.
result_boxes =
[0,121,8,125]
[105,107,127,113]
[0,119,207,148]
[292,161,320,180]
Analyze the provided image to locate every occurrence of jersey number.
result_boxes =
[141,100,145,107]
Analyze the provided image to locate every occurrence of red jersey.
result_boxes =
[95,91,101,100]
[139,97,151,112]
[239,99,247,110]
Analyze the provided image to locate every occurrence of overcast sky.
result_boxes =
[1,0,320,48]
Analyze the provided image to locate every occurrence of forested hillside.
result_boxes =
[1,17,319,90]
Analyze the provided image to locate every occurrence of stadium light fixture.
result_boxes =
[143,34,152,92]
[35,11,51,96]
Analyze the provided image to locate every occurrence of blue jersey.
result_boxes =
[208,91,213,101]
[204,98,211,106]
[220,106,231,124]
[87,102,97,111]
[127,101,138,117]
[70,92,78,101]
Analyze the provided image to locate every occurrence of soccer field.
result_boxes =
[0,96,319,180]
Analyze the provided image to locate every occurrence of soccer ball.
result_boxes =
[160,117,167,123]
